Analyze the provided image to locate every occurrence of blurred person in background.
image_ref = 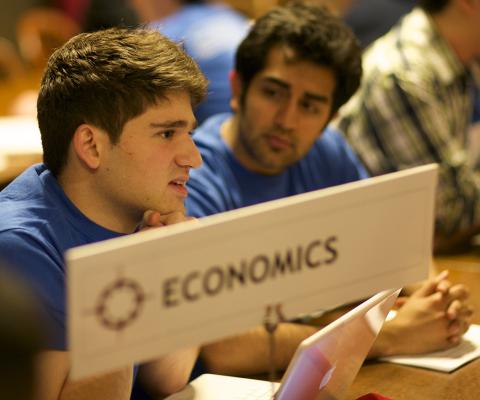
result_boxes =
[343,0,416,48]
[130,0,250,123]
[299,0,416,48]
[337,0,480,253]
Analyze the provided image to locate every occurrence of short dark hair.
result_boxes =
[38,27,207,177]
[235,2,362,115]
[418,0,450,13]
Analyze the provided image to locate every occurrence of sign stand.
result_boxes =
[263,303,287,398]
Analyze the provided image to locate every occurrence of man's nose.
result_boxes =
[177,135,202,169]
[274,99,297,131]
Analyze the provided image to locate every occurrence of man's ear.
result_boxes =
[229,70,243,112]
[71,124,104,170]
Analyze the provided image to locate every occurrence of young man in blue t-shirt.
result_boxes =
[185,3,472,377]
[0,28,207,399]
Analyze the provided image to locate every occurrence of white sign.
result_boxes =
[67,164,437,379]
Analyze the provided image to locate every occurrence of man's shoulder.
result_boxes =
[0,202,57,256]
[193,113,230,156]
[304,127,368,181]
[362,9,454,89]
[0,165,71,251]
[312,127,353,157]
[0,166,46,229]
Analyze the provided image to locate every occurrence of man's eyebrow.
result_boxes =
[304,92,329,103]
[262,77,329,103]
[149,120,198,129]
[263,77,290,90]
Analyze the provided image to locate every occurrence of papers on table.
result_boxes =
[380,324,480,372]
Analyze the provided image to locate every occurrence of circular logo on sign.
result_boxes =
[95,277,145,331]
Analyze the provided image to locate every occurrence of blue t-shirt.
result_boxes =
[186,113,369,218]
[150,4,249,123]
[0,164,148,398]
[0,164,122,349]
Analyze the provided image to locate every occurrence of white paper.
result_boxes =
[380,324,480,372]
[67,164,437,379]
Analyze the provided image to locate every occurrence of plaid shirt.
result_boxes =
[336,7,480,236]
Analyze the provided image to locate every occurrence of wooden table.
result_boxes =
[347,358,480,399]
[346,250,480,399]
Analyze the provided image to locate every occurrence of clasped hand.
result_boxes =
[385,270,473,355]
[137,210,196,231]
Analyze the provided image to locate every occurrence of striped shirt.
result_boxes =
[336,7,480,236]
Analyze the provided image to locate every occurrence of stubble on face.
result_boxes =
[237,113,300,175]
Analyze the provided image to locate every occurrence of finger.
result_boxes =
[447,334,461,346]
[136,210,164,232]
[451,304,474,321]
[461,318,472,335]
[144,210,163,227]
[446,299,463,320]
[435,279,451,294]
[448,314,472,336]
[413,276,445,298]
[433,270,450,294]
[394,297,408,308]
[433,270,449,284]
[429,290,447,309]
[447,284,470,302]
[159,211,191,226]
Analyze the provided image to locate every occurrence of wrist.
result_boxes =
[368,320,398,358]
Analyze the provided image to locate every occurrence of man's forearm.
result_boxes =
[138,346,199,397]
[58,368,133,400]
[200,323,317,376]
[35,350,133,400]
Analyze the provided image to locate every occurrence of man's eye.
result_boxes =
[262,86,282,99]
[300,99,320,114]
[160,130,175,139]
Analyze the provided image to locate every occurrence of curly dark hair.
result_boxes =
[38,27,207,177]
[235,2,362,115]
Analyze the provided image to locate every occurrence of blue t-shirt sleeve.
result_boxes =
[186,153,239,217]
[323,127,370,181]
[0,229,66,350]
[186,169,230,218]
[342,138,370,180]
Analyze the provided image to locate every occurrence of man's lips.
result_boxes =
[168,177,189,197]
[265,133,292,150]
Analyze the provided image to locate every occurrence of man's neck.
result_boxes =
[220,116,258,172]
[432,8,478,65]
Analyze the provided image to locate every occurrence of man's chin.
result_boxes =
[156,201,186,215]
